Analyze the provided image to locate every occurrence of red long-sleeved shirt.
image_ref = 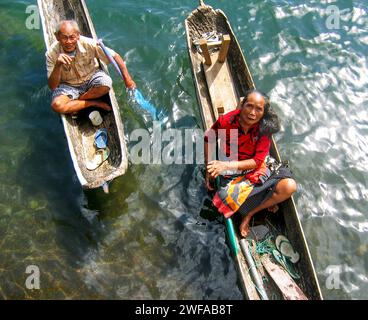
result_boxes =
[204,109,271,167]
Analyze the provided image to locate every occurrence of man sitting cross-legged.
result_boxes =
[46,20,136,114]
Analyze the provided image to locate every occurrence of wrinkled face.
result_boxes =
[56,23,80,52]
[240,92,265,126]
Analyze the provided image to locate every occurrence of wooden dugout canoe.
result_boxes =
[185,1,323,300]
[37,0,128,191]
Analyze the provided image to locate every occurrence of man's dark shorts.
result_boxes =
[51,70,112,101]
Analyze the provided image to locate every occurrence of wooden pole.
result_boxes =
[218,34,231,63]
[217,106,225,114]
[199,39,212,66]
[240,239,269,300]
[261,255,308,300]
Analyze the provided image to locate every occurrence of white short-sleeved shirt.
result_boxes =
[46,36,116,86]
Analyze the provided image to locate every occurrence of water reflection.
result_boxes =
[0,0,367,299]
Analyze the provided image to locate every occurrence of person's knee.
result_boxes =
[100,85,111,94]
[51,98,66,113]
[284,178,297,196]
[104,75,112,89]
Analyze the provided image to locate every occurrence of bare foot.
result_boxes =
[95,101,112,111]
[239,216,251,238]
[267,204,279,213]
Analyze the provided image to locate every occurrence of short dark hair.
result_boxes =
[241,89,280,136]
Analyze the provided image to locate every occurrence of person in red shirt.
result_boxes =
[204,90,296,237]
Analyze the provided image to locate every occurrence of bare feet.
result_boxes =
[267,204,279,213]
[239,216,251,238]
[95,100,112,111]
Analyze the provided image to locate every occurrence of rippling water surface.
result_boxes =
[0,0,367,299]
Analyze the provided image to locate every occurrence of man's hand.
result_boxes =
[126,80,136,90]
[207,160,229,179]
[56,53,74,66]
[48,54,72,90]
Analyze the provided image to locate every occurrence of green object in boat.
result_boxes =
[226,218,239,255]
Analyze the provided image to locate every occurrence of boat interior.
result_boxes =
[38,0,125,186]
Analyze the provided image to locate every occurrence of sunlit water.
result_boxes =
[0,0,367,299]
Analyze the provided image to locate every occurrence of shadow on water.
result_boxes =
[0,9,216,299]
[7,0,366,299]
[0,21,128,298]
[14,56,107,300]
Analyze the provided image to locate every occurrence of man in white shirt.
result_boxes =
[46,20,136,114]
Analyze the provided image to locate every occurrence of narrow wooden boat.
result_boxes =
[37,0,128,191]
[185,1,323,300]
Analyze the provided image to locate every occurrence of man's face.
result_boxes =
[240,92,265,126]
[56,23,80,53]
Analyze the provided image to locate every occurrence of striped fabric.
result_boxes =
[213,164,293,218]
[51,70,112,100]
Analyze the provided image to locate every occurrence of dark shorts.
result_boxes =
[219,166,294,217]
[51,70,112,101]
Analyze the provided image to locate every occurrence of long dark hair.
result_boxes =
[241,89,280,136]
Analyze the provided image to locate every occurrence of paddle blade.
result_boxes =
[133,89,157,120]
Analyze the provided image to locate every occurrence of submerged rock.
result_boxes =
[356,244,368,257]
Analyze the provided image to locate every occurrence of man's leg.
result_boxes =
[50,81,112,114]
[51,94,111,114]
[79,70,112,101]
[78,86,110,100]
[239,178,297,238]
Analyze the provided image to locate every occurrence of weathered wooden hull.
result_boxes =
[37,0,128,190]
[185,3,323,300]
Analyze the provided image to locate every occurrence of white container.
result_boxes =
[89,111,103,126]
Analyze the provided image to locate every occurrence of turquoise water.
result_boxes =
[0,0,367,299]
